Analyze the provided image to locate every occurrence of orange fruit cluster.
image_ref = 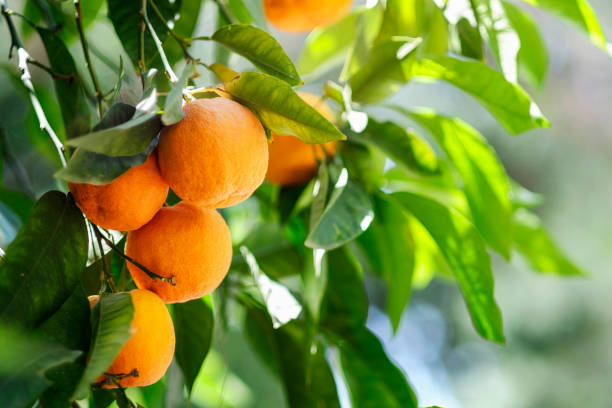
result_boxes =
[70,97,269,388]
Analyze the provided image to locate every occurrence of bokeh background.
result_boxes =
[1,1,611,407]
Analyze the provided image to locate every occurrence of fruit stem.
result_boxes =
[93,225,176,286]
[89,221,117,293]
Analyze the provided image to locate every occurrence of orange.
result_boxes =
[266,92,337,186]
[69,152,169,231]
[157,97,268,208]
[91,289,175,388]
[263,0,353,32]
[125,201,232,303]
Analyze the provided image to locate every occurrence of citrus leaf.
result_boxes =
[306,169,374,250]
[349,37,421,104]
[0,325,82,408]
[73,292,134,399]
[299,7,382,77]
[37,27,92,138]
[209,62,239,83]
[456,17,484,60]
[351,118,439,175]
[406,109,513,258]
[357,196,415,332]
[162,62,192,126]
[390,192,505,343]
[412,56,549,134]
[173,297,213,395]
[65,111,161,156]
[502,1,549,87]
[212,24,300,85]
[514,209,584,276]
[0,191,87,329]
[519,0,607,51]
[225,72,345,143]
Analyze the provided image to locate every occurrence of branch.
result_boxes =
[213,0,237,24]
[1,0,67,167]
[141,0,178,83]
[74,0,104,117]
[147,0,195,61]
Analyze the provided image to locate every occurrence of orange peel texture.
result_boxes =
[93,289,175,388]
[69,152,169,231]
[157,97,268,208]
[125,201,232,303]
[263,0,353,32]
[266,92,338,186]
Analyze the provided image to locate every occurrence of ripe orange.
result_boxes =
[266,92,337,186]
[263,0,353,32]
[92,289,175,388]
[125,201,232,303]
[69,153,169,231]
[157,97,268,208]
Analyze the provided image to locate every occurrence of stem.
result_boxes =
[92,225,176,286]
[74,0,104,118]
[1,1,67,167]
[468,0,483,27]
[142,0,178,83]
[90,221,117,293]
[28,59,74,82]
[148,0,195,61]
[32,0,58,31]
[213,0,236,24]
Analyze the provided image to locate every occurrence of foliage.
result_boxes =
[0,0,600,406]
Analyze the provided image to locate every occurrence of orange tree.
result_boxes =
[0,0,605,407]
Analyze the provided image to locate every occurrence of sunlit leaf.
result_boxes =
[212,24,300,85]
[519,0,607,50]
[306,169,374,250]
[225,72,345,143]
[390,192,505,343]
[514,209,584,276]
[406,109,513,257]
[174,297,214,395]
[0,191,87,329]
[349,37,421,104]
[412,56,549,134]
[209,62,239,83]
[351,118,439,175]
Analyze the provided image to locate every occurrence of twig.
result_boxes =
[147,0,195,61]
[74,0,104,117]
[92,225,176,286]
[89,220,117,293]
[213,0,236,24]
[142,0,178,83]
[1,0,67,167]
[27,59,74,82]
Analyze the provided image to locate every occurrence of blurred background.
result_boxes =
[1,0,611,407]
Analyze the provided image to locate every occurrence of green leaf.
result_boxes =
[107,0,180,67]
[358,196,415,332]
[309,162,330,233]
[375,0,448,56]
[351,118,439,175]
[0,325,82,408]
[299,7,382,77]
[173,297,214,395]
[514,209,584,276]
[502,1,549,86]
[38,286,91,351]
[37,27,92,138]
[162,62,192,126]
[66,111,161,156]
[390,192,505,343]
[321,248,418,407]
[0,191,87,329]
[519,0,607,50]
[306,169,374,250]
[0,187,34,224]
[211,24,301,85]
[245,309,341,408]
[56,104,158,184]
[225,72,345,143]
[73,292,134,399]
[349,37,421,104]
[407,109,513,258]
[456,17,484,60]
[208,62,239,83]
[412,56,549,134]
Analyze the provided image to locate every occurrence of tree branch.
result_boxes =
[1,0,67,167]
[142,0,178,83]
[74,0,104,117]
